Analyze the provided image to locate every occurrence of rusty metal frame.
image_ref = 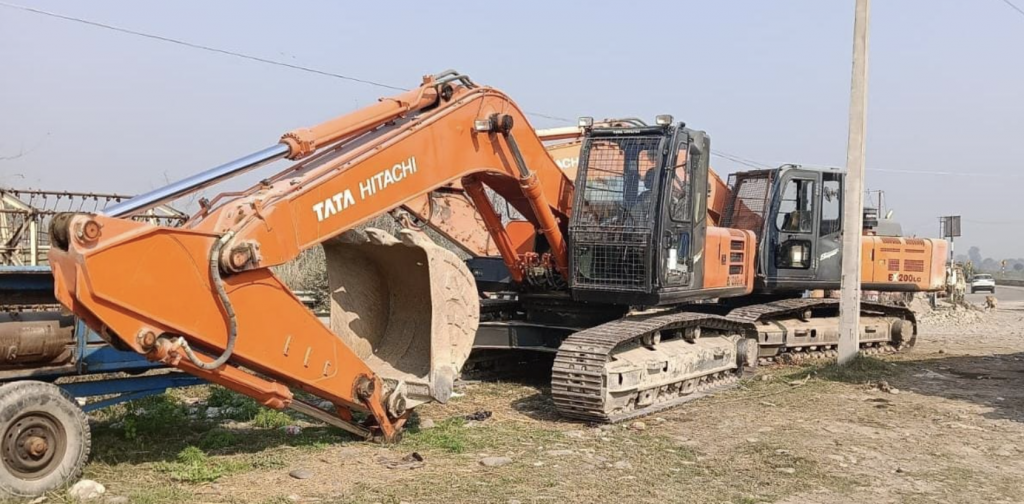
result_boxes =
[0,188,187,267]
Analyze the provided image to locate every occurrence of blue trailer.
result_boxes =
[0,265,203,496]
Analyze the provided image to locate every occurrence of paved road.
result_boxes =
[966,284,1024,304]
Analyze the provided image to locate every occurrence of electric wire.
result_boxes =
[0,1,570,122]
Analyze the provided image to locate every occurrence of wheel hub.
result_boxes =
[26,436,48,457]
[3,413,66,480]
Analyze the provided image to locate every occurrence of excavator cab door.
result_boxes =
[657,130,708,291]
[765,167,822,284]
[568,127,668,302]
[568,124,713,305]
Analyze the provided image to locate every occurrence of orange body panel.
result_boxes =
[544,141,583,181]
[706,170,729,227]
[462,177,525,283]
[702,227,756,292]
[505,221,538,256]
[861,236,948,291]
[402,191,500,256]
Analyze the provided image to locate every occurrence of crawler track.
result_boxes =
[551,299,916,423]
[551,311,748,423]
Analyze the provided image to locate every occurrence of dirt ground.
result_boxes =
[28,295,1024,504]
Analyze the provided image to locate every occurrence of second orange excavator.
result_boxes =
[48,71,947,449]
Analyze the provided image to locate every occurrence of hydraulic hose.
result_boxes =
[181,232,238,370]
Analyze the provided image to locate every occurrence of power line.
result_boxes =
[710,151,774,170]
[528,111,572,122]
[998,0,1024,18]
[0,1,571,122]
[10,1,1015,170]
[0,1,408,91]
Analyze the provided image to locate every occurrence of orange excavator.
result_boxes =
[48,71,947,448]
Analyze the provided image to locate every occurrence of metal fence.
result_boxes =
[0,188,187,267]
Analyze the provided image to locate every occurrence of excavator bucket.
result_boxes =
[323,227,479,410]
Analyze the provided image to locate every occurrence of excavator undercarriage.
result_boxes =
[484,295,918,423]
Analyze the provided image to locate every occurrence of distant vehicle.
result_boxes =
[971,274,996,294]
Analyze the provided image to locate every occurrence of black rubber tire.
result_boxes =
[0,381,91,498]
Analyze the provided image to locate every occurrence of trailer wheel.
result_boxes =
[0,381,90,498]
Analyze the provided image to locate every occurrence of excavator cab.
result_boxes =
[569,118,748,306]
[721,165,846,293]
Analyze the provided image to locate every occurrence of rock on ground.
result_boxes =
[289,468,313,479]
[68,479,106,500]
[479,456,513,467]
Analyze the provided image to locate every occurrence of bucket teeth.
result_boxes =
[365,227,401,246]
[397,228,431,248]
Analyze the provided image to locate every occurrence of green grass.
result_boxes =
[405,417,468,453]
[252,408,294,429]
[121,394,189,440]
[206,386,262,421]
[156,446,244,483]
[127,486,195,504]
[258,497,296,504]
[198,429,240,450]
[154,445,287,484]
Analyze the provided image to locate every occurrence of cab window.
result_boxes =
[669,146,691,222]
[820,173,841,236]
[775,179,815,233]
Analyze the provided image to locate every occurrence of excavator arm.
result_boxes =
[47,71,574,441]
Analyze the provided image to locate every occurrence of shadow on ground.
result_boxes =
[89,412,362,467]
[467,347,1024,427]
[805,351,1024,424]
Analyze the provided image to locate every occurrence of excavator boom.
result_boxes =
[48,71,575,440]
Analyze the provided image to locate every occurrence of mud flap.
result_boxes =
[323,228,479,410]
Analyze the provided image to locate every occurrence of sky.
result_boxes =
[1,0,1022,258]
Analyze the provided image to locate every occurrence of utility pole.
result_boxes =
[866,189,884,216]
[838,0,871,365]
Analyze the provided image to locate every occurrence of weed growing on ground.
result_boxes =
[206,386,262,421]
[252,408,293,429]
[156,446,242,483]
[406,417,468,453]
[122,394,188,440]
[198,429,240,450]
